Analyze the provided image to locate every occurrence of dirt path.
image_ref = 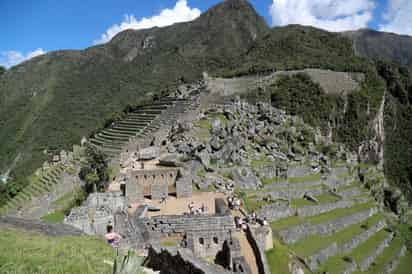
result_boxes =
[234,231,259,274]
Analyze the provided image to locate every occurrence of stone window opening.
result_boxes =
[213,237,219,245]
[199,237,204,245]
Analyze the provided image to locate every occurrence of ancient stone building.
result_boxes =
[125,167,191,201]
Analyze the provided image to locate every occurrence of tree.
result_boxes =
[79,145,109,194]
[0,66,5,76]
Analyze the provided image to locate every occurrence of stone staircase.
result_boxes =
[89,96,198,157]
[257,166,408,274]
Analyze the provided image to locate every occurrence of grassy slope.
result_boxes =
[0,228,115,274]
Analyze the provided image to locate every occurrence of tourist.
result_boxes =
[105,225,122,248]
[251,211,257,224]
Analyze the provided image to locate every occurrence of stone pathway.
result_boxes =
[234,231,259,274]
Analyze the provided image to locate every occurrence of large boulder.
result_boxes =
[138,146,160,160]
[231,167,262,190]
[158,154,183,167]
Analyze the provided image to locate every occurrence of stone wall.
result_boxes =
[340,220,386,254]
[146,246,231,274]
[359,232,394,271]
[297,200,354,217]
[143,214,235,235]
[339,188,361,198]
[383,245,407,274]
[287,166,313,178]
[279,208,378,244]
[267,187,325,200]
[186,229,230,258]
[64,192,125,235]
[257,204,295,222]
[246,226,272,274]
[86,192,126,212]
[305,242,338,271]
[64,206,113,235]
[124,166,193,201]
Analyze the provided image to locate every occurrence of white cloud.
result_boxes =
[94,0,201,45]
[269,0,375,32]
[379,0,412,36]
[0,48,45,69]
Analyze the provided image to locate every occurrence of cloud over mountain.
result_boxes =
[379,0,412,36]
[94,0,201,45]
[0,48,45,69]
[269,0,375,32]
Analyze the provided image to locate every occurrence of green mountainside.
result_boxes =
[347,29,412,71]
[0,0,268,202]
[1,0,412,207]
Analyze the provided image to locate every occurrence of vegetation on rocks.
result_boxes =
[79,146,109,193]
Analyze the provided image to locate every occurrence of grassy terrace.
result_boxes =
[363,236,404,274]
[288,173,321,184]
[290,193,341,208]
[266,238,293,274]
[0,229,115,274]
[395,250,412,274]
[318,229,391,273]
[290,213,383,257]
[271,200,376,231]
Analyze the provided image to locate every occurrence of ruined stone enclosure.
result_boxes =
[126,168,182,202]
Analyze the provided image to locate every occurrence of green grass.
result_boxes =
[291,213,383,257]
[271,201,376,231]
[290,193,341,208]
[288,173,321,184]
[41,211,66,223]
[364,236,404,274]
[266,238,292,274]
[243,194,271,212]
[0,228,115,274]
[317,253,351,274]
[349,229,390,264]
[394,250,412,274]
[261,177,283,186]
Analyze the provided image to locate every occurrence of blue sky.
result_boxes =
[1,0,410,68]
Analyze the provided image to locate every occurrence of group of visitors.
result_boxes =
[188,201,208,215]
[227,196,241,210]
